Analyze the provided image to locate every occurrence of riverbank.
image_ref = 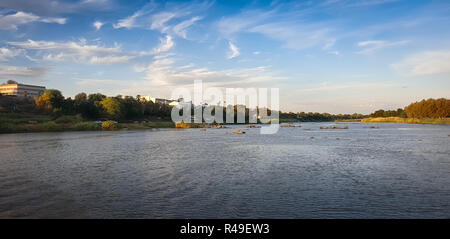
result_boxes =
[335,119,362,122]
[361,117,450,125]
[0,113,175,133]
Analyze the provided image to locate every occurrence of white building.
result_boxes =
[0,83,45,98]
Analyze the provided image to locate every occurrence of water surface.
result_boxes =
[0,122,449,218]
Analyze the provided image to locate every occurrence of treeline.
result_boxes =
[37,90,173,120]
[280,112,366,122]
[368,98,449,119]
[1,89,172,120]
[369,108,407,118]
[404,98,449,118]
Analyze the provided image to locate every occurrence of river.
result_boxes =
[0,122,449,218]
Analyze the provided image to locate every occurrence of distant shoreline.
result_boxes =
[359,117,450,125]
[2,113,449,134]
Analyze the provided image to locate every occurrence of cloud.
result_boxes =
[227,42,240,59]
[89,55,135,64]
[0,0,113,15]
[217,7,335,50]
[172,16,202,38]
[217,9,274,37]
[8,39,135,64]
[93,21,104,30]
[356,40,409,54]
[154,35,175,54]
[249,23,332,50]
[0,65,48,79]
[393,50,450,76]
[321,0,400,7]
[139,35,175,56]
[113,11,143,29]
[0,47,24,61]
[113,1,210,39]
[136,54,285,89]
[0,11,66,30]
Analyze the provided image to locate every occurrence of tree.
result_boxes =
[88,93,106,102]
[34,89,64,113]
[6,80,18,84]
[100,97,123,120]
[75,92,87,101]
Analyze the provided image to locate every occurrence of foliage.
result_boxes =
[291,112,365,122]
[40,121,60,131]
[361,117,450,125]
[369,108,406,118]
[54,114,83,124]
[0,112,51,124]
[100,97,124,120]
[102,120,118,130]
[34,89,64,113]
[404,98,450,118]
[74,122,101,131]
[0,95,37,113]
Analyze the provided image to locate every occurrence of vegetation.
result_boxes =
[2,88,449,133]
[369,108,407,118]
[361,117,450,125]
[74,122,101,131]
[101,120,118,130]
[404,98,449,118]
[282,111,365,122]
[362,98,449,125]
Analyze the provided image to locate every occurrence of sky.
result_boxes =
[0,0,449,114]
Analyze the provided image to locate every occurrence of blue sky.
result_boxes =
[0,0,449,114]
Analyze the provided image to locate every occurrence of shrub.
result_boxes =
[75,122,100,131]
[40,121,60,131]
[55,114,83,124]
[102,120,118,130]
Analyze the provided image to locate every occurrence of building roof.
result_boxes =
[0,83,46,88]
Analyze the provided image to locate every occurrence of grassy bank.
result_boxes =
[361,117,450,125]
[335,119,362,122]
[0,113,175,134]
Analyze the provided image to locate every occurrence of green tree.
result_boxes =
[100,97,123,120]
[34,89,64,113]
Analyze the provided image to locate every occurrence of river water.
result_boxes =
[0,122,449,218]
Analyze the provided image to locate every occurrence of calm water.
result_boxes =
[0,122,449,218]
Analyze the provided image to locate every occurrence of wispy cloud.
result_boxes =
[172,16,202,39]
[0,0,113,15]
[139,35,175,56]
[113,1,211,39]
[136,54,284,89]
[227,41,240,59]
[0,11,66,30]
[0,47,24,61]
[393,50,450,76]
[217,7,335,50]
[7,39,135,64]
[322,0,401,8]
[113,11,143,29]
[153,35,175,54]
[356,40,409,54]
[0,65,48,79]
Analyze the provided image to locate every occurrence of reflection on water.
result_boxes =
[0,123,449,218]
